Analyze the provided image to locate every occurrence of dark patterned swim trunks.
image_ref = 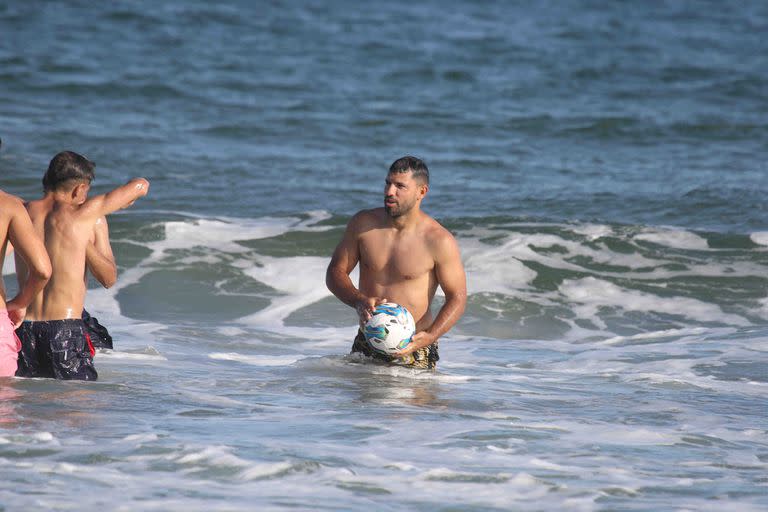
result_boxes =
[15,319,98,381]
[82,309,113,350]
[351,329,439,370]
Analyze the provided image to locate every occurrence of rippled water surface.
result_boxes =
[1,1,767,510]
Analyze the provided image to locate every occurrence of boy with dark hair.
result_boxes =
[15,151,149,380]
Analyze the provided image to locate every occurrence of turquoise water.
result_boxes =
[1,1,767,510]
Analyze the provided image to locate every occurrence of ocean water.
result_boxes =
[1,1,767,510]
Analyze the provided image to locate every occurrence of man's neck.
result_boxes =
[387,208,421,231]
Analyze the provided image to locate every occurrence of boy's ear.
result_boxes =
[71,182,90,202]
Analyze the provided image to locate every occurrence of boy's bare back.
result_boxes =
[25,197,99,319]
[18,151,149,321]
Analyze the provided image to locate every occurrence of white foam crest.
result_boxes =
[759,296,768,319]
[462,237,538,294]
[558,421,680,446]
[417,468,550,499]
[279,325,356,347]
[751,232,768,246]
[238,461,295,481]
[209,352,300,366]
[28,431,55,442]
[549,337,768,396]
[170,445,299,482]
[384,461,419,471]
[174,445,250,468]
[1,431,58,445]
[178,389,250,408]
[367,363,445,380]
[529,458,578,472]
[469,229,660,270]
[121,433,160,444]
[457,225,766,300]
[149,210,331,250]
[562,496,599,512]
[84,212,333,330]
[631,369,768,394]
[52,462,79,474]
[461,232,670,295]
[84,270,172,348]
[96,350,167,361]
[238,255,339,328]
[294,355,361,371]
[160,218,282,253]
[83,284,127,319]
[595,327,714,346]
[560,277,750,327]
[634,228,709,250]
[216,326,248,336]
[88,215,302,315]
[571,223,613,240]
[242,255,329,296]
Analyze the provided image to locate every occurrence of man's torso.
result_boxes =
[356,209,440,330]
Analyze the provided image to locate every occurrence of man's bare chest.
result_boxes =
[359,232,433,280]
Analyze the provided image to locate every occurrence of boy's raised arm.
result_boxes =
[86,178,149,218]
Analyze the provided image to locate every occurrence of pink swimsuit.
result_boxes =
[0,310,21,377]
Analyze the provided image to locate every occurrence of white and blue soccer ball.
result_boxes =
[363,302,416,355]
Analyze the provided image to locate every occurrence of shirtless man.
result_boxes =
[326,156,466,369]
[0,190,51,377]
[15,151,149,380]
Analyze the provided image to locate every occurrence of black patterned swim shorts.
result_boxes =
[16,319,98,381]
[351,329,439,370]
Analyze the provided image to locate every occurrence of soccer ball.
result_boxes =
[363,303,416,355]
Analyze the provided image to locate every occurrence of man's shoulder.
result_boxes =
[353,207,385,219]
[421,213,452,236]
[349,208,385,228]
[421,214,459,251]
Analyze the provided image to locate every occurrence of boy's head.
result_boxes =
[43,151,95,193]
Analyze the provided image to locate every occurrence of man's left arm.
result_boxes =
[395,232,466,356]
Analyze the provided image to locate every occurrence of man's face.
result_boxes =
[384,171,424,217]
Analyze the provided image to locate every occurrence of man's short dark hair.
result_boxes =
[389,156,429,185]
[43,151,95,191]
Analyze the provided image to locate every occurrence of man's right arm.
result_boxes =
[6,198,51,325]
[326,213,381,324]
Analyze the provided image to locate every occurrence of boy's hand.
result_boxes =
[7,306,26,329]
